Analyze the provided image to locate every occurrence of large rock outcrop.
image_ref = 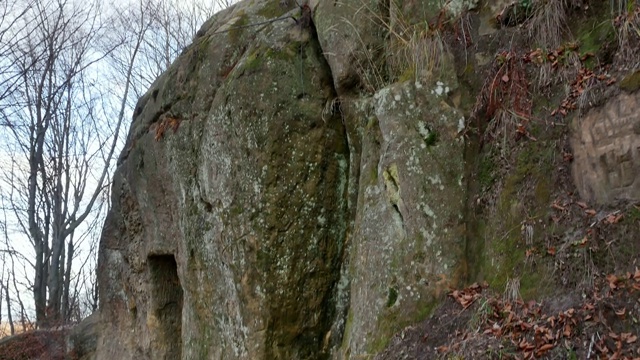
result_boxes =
[95,0,640,359]
[96,0,468,358]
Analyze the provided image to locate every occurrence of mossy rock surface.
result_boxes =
[620,70,640,92]
[94,0,640,359]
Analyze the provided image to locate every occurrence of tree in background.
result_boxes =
[0,0,236,330]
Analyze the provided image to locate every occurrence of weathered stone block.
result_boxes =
[571,91,640,204]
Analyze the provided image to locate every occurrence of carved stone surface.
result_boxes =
[571,91,640,204]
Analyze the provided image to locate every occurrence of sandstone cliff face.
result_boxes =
[95,0,640,359]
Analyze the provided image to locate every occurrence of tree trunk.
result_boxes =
[62,239,73,322]
[3,280,15,335]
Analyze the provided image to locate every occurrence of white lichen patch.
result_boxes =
[431,81,450,97]
[406,150,422,174]
[417,121,431,139]
[427,175,442,185]
[365,184,382,197]
[457,117,466,133]
[421,227,436,246]
[374,87,391,111]
[445,0,479,17]
[427,175,445,191]
[418,203,436,219]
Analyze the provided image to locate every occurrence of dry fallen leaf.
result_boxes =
[573,237,588,247]
[538,344,554,352]
[624,334,637,344]
[605,213,623,224]
[563,152,574,162]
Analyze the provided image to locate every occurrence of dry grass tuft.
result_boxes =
[0,322,35,339]
[528,0,572,50]
[612,0,640,66]
[473,51,532,152]
[385,1,451,83]
[337,8,388,92]
[503,277,522,303]
[339,0,453,91]
[387,23,448,82]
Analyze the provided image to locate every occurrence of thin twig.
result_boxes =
[587,332,596,359]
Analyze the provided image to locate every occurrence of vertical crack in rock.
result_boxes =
[382,164,406,231]
[280,4,353,356]
[98,1,360,359]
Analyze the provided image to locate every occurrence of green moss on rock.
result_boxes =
[386,288,398,307]
[574,6,617,67]
[619,70,640,92]
[257,0,290,19]
[229,13,249,44]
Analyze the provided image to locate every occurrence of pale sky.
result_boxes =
[0,0,239,328]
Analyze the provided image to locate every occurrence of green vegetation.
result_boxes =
[386,288,398,307]
[228,13,249,44]
[424,130,438,147]
[478,153,496,189]
[243,49,263,73]
[619,69,640,91]
[369,166,379,184]
[370,294,439,353]
[264,43,298,62]
[257,0,289,19]
[477,138,557,300]
[628,206,640,222]
[576,18,616,68]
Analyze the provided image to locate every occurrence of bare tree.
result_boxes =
[0,0,237,329]
[0,0,126,327]
[0,196,32,335]
[0,0,33,105]
[118,0,220,102]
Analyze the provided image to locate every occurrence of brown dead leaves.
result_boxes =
[449,282,486,309]
[153,115,181,141]
[521,43,618,118]
[607,268,640,292]
[442,270,640,359]
[551,67,616,117]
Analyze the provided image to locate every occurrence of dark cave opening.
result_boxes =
[148,254,183,359]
